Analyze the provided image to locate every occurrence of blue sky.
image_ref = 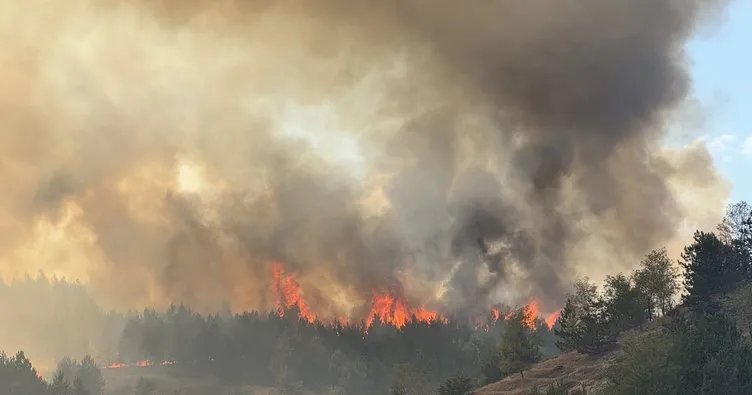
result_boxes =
[686,0,751,202]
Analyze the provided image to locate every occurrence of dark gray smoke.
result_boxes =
[0,0,731,326]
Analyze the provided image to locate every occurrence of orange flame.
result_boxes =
[102,360,175,369]
[269,261,557,331]
[545,311,561,328]
[491,307,501,322]
[364,290,443,329]
[271,261,316,323]
[523,299,539,328]
[486,298,560,330]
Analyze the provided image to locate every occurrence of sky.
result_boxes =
[687,0,751,203]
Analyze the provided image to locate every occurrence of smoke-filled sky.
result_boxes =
[0,0,736,320]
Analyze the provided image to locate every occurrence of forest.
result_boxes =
[1,201,751,395]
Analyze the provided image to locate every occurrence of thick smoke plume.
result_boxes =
[0,0,731,327]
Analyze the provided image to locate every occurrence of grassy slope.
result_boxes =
[472,350,620,395]
[473,316,672,395]
[474,281,752,395]
[103,286,750,395]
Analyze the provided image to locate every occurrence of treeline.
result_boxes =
[3,201,751,395]
[547,201,752,394]
[554,247,679,354]
[603,201,752,394]
[118,304,560,394]
[0,351,105,395]
[0,274,125,366]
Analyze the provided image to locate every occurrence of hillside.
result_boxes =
[473,349,620,395]
[475,284,752,395]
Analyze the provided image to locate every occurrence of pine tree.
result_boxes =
[76,355,104,395]
[0,350,49,395]
[576,298,616,354]
[603,274,647,332]
[499,308,541,378]
[555,293,614,354]
[554,299,580,352]
[49,369,71,395]
[670,312,752,395]
[680,231,741,311]
[72,376,89,395]
[733,217,752,277]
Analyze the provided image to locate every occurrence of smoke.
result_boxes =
[0,0,732,325]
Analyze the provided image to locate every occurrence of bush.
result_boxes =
[605,311,752,395]
[438,375,474,395]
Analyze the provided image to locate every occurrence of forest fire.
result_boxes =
[545,311,561,328]
[512,299,540,328]
[271,261,446,328]
[102,360,175,369]
[477,298,561,331]
[270,261,558,331]
[271,261,316,323]
[364,290,444,329]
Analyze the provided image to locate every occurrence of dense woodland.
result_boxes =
[1,201,752,395]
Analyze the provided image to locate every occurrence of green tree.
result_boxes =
[681,231,741,311]
[570,278,598,317]
[728,282,752,334]
[576,298,615,354]
[632,248,679,318]
[53,356,104,395]
[499,308,541,378]
[438,375,474,395]
[49,369,72,395]
[72,376,89,395]
[555,278,614,354]
[480,350,503,385]
[604,332,679,394]
[387,363,433,395]
[671,312,752,395]
[733,217,752,278]
[76,355,104,395]
[554,299,579,352]
[602,274,647,332]
[606,311,752,395]
[0,350,49,395]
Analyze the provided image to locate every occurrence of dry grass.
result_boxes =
[472,349,620,395]
[473,316,674,395]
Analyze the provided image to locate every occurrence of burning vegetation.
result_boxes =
[0,0,740,393]
[0,0,731,326]
[272,259,557,331]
